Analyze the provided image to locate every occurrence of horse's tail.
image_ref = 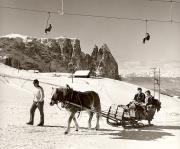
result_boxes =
[93,91,101,117]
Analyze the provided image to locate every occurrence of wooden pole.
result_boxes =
[151,68,157,98]
[158,68,161,101]
[61,0,64,15]
[18,60,20,74]
[72,70,73,83]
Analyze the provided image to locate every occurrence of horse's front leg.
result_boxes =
[88,112,94,129]
[65,111,76,134]
[73,117,79,131]
[95,113,100,130]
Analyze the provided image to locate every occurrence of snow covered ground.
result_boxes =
[0,64,180,149]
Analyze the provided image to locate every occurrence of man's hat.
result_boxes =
[33,79,39,84]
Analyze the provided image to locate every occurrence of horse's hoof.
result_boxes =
[75,129,78,132]
[95,127,100,130]
[64,131,68,135]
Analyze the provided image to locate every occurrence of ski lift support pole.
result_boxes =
[158,68,161,101]
[151,67,156,97]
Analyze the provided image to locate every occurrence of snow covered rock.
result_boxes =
[91,44,119,79]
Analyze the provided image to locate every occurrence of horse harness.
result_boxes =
[59,90,83,117]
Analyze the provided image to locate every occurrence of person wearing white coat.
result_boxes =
[26,79,45,126]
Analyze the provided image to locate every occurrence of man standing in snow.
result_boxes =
[26,79,45,126]
[134,87,145,103]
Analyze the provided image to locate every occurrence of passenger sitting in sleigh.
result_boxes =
[127,88,154,116]
[127,87,145,107]
[144,90,154,105]
[144,90,154,110]
[134,87,145,103]
[137,90,155,116]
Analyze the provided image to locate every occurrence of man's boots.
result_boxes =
[26,121,33,125]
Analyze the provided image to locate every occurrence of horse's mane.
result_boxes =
[65,88,80,103]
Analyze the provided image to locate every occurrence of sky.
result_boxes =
[0,0,180,76]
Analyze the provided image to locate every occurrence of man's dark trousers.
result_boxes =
[29,101,44,125]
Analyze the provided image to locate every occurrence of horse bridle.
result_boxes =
[52,87,83,112]
[61,88,74,108]
[62,88,83,112]
[51,87,73,108]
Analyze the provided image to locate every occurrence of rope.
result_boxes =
[56,104,62,110]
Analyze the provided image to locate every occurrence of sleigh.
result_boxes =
[103,100,161,128]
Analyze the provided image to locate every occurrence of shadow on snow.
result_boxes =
[100,125,180,141]
[42,124,179,141]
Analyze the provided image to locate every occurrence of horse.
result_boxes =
[50,85,101,134]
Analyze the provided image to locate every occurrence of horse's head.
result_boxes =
[50,87,64,106]
[50,85,72,106]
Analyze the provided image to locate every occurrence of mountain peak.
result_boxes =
[2,34,79,42]
[101,43,111,53]
[2,33,28,40]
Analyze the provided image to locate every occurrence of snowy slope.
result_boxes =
[0,63,179,107]
[0,63,148,107]
[0,63,180,149]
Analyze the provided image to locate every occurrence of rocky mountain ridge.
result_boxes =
[0,34,119,79]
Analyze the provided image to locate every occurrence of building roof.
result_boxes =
[74,70,90,76]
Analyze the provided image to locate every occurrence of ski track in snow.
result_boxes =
[0,64,180,149]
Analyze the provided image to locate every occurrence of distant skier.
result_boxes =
[143,33,150,44]
[26,79,45,126]
[45,24,52,34]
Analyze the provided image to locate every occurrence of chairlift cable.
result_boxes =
[148,0,180,4]
[0,5,180,24]
[0,6,57,14]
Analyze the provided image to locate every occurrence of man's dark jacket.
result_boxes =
[134,93,145,103]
